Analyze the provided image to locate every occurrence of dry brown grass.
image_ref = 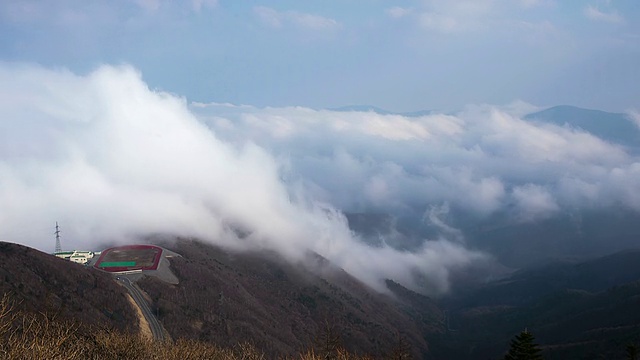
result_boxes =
[0,294,379,360]
[295,348,376,360]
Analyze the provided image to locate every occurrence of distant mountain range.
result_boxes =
[437,248,640,359]
[329,105,639,149]
[525,105,639,148]
[328,105,434,118]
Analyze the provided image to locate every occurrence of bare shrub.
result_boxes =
[0,292,374,360]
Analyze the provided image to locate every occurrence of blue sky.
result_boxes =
[1,0,638,111]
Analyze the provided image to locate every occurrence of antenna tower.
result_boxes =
[54,222,62,253]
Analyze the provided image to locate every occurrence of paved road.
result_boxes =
[116,276,165,341]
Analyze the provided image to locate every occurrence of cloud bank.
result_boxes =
[192,102,638,223]
[0,63,484,295]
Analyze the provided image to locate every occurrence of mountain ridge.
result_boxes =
[524,105,639,147]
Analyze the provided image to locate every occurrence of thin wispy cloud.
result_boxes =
[191,0,217,12]
[254,6,340,31]
[408,0,494,33]
[386,6,413,19]
[389,0,557,34]
[419,12,460,33]
[520,0,555,8]
[135,0,160,12]
[133,0,217,13]
[584,5,624,23]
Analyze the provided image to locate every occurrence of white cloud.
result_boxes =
[512,184,560,221]
[419,12,460,33]
[253,6,340,31]
[386,6,412,19]
[254,6,282,28]
[192,99,638,224]
[627,110,640,129]
[584,5,624,23]
[134,0,160,12]
[520,0,555,8]
[191,0,217,12]
[521,0,540,7]
[0,63,482,296]
[388,0,562,38]
[391,0,508,34]
[412,0,495,33]
[289,11,340,31]
[500,100,541,117]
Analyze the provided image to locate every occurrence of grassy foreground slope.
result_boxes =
[0,294,378,359]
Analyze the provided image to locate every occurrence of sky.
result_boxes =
[0,0,638,112]
[1,1,640,295]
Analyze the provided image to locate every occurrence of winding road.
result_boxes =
[116,276,165,341]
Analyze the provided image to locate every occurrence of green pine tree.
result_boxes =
[504,330,543,360]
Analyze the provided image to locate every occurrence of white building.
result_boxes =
[54,250,97,264]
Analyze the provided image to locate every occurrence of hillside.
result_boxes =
[5,238,640,359]
[435,249,640,359]
[464,208,640,268]
[328,105,434,117]
[0,239,443,357]
[0,241,138,333]
[525,105,639,148]
[137,238,443,358]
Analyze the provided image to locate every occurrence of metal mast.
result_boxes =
[54,222,62,253]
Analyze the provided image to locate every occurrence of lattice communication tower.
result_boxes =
[54,222,62,253]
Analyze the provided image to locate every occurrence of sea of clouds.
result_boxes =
[1,64,639,294]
